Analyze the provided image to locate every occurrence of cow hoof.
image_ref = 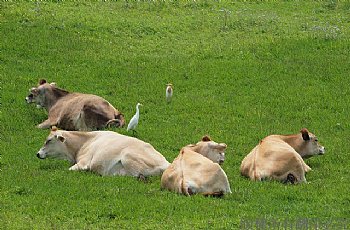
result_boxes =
[138,174,147,182]
[284,173,296,184]
[204,192,224,198]
[69,164,80,171]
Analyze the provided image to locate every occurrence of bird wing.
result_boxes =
[127,115,138,130]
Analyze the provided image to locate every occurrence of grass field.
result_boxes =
[1,1,350,229]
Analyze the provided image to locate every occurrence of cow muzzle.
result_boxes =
[37,150,46,159]
[319,146,325,155]
[25,94,34,103]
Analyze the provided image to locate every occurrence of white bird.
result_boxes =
[127,103,142,134]
[166,83,173,103]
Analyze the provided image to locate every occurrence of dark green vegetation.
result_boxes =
[1,1,350,229]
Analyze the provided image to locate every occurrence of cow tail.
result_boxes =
[179,149,189,196]
[252,143,260,181]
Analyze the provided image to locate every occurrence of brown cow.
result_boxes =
[161,136,231,196]
[26,79,125,131]
[240,128,325,184]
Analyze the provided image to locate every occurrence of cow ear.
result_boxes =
[209,142,227,151]
[39,79,47,85]
[300,128,310,141]
[202,135,211,142]
[55,134,66,143]
[218,143,227,151]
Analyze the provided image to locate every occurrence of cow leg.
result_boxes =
[69,164,80,171]
[119,152,148,178]
[69,163,89,171]
[82,104,110,130]
[304,163,312,173]
[37,119,57,129]
[106,119,122,128]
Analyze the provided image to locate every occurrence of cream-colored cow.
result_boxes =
[26,79,125,131]
[240,128,325,184]
[161,136,231,196]
[37,127,170,178]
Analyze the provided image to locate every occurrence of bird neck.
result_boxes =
[135,105,140,116]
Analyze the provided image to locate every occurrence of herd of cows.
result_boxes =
[26,79,325,197]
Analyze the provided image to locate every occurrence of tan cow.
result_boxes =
[240,128,325,184]
[37,127,170,178]
[26,79,125,131]
[161,136,231,196]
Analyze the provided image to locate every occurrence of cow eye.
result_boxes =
[46,139,51,144]
[314,139,318,142]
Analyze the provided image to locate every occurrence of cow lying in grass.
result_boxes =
[240,128,325,184]
[26,79,125,131]
[161,136,231,197]
[37,127,170,178]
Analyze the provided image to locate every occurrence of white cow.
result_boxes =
[37,127,170,178]
[161,136,231,196]
[240,128,325,184]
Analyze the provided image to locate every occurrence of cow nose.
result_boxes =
[37,152,45,159]
[218,159,224,165]
[319,147,325,155]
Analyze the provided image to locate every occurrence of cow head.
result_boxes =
[37,127,69,161]
[188,135,228,165]
[298,128,325,158]
[25,87,39,104]
[25,79,57,108]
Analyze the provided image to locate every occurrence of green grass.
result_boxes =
[1,1,350,229]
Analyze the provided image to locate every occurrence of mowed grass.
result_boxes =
[1,1,350,229]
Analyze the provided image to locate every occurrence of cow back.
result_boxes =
[161,148,231,196]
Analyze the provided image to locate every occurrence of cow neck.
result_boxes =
[45,87,70,111]
[62,131,93,162]
[280,134,305,154]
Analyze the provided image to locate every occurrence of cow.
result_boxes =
[25,79,125,131]
[161,136,231,197]
[37,127,170,178]
[240,128,325,184]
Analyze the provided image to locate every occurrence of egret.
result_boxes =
[166,83,173,103]
[127,103,142,134]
